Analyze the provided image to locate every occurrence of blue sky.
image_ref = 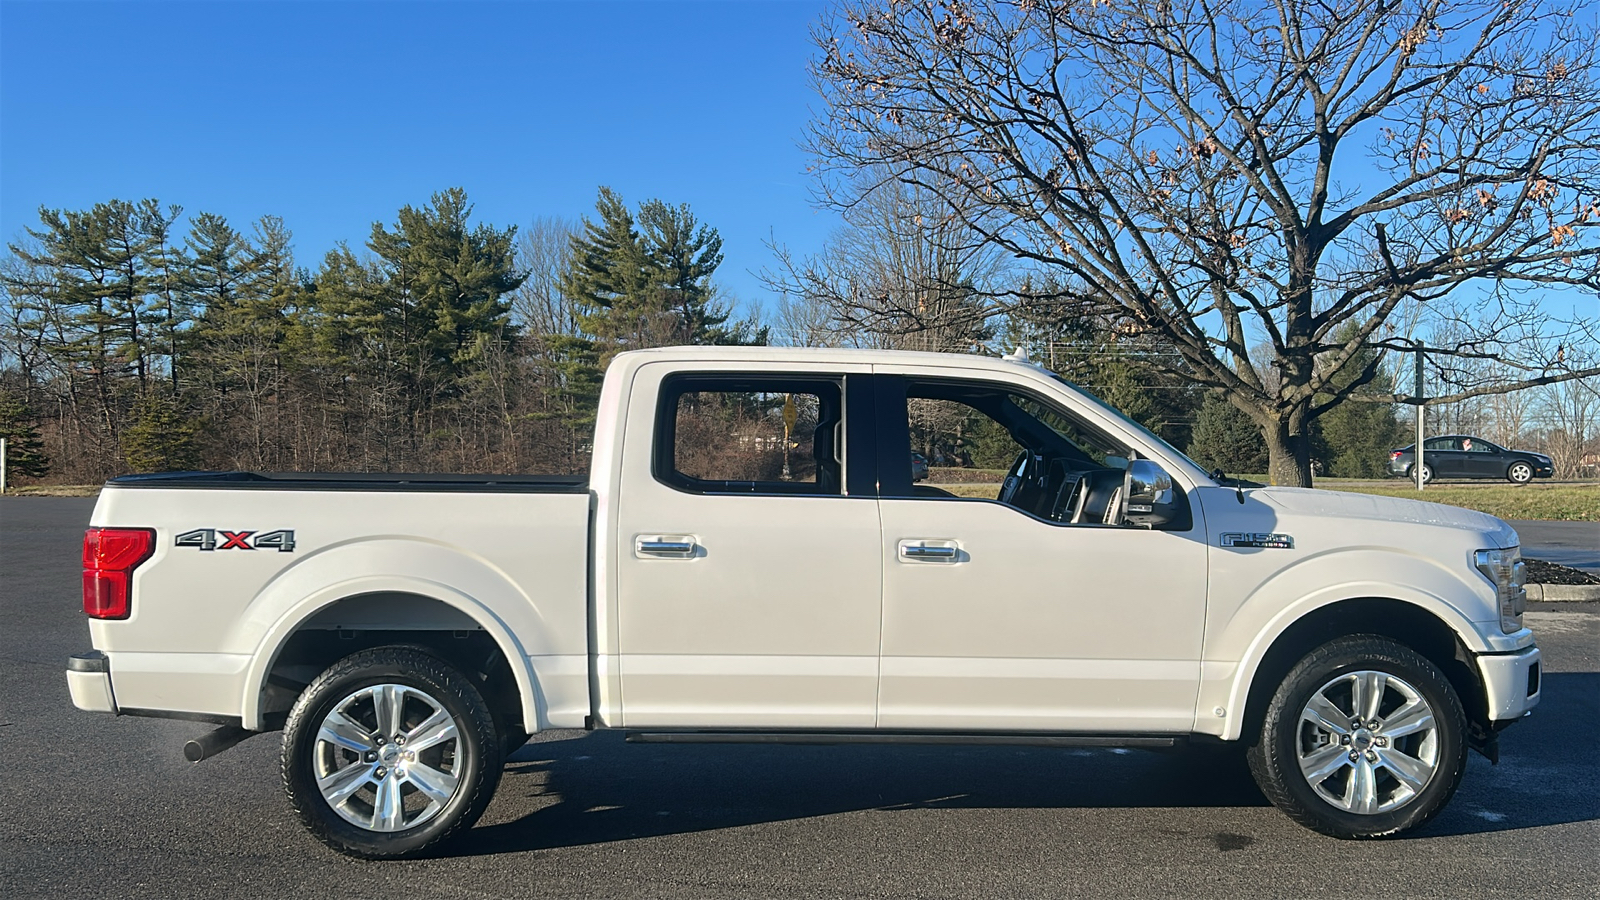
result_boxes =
[1,0,832,310]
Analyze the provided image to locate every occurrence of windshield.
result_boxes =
[1045,371,1207,474]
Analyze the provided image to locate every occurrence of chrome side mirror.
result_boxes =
[1122,459,1177,528]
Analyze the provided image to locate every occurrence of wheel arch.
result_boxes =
[240,574,543,733]
[1223,596,1487,743]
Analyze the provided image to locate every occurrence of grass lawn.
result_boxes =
[1320,480,1599,522]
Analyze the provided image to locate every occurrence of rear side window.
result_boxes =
[655,376,844,495]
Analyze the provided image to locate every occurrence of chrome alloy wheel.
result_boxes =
[314,684,464,832]
[1296,670,1439,815]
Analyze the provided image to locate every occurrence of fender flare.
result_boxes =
[1217,582,1488,741]
[239,574,541,732]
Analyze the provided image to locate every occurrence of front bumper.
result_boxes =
[1476,645,1541,722]
[67,650,117,714]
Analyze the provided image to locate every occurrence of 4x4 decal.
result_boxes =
[174,529,296,552]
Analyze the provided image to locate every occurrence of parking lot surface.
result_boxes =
[3,497,1596,898]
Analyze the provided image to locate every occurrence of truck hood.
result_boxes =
[1244,486,1519,548]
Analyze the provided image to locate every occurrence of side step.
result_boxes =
[624,730,1182,749]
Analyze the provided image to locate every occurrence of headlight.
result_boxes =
[1475,547,1527,633]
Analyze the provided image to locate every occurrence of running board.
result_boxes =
[624,730,1182,749]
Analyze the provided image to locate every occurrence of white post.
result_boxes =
[1415,343,1426,492]
[1,437,8,494]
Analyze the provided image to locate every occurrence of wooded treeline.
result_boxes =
[0,188,760,483]
[0,184,1592,486]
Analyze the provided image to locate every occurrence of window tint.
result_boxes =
[1423,438,1457,451]
[898,379,1134,524]
[657,378,843,495]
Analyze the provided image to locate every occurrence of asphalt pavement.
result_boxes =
[3,497,1597,899]
[1512,520,1600,574]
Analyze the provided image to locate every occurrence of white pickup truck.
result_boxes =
[67,347,1541,857]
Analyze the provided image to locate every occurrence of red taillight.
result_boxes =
[82,527,156,619]
[1391,451,1403,460]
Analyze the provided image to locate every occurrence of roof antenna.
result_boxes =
[1002,346,1031,363]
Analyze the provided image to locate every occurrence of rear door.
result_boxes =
[612,364,883,729]
[1423,437,1464,477]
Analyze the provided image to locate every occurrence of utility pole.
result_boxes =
[1,437,8,494]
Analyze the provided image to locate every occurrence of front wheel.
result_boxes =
[281,647,502,858]
[1506,461,1534,484]
[1246,636,1467,839]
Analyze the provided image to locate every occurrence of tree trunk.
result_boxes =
[1263,419,1314,487]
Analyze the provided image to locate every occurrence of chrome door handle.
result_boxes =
[635,536,698,559]
[898,540,960,563]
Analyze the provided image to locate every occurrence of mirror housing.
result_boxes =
[1122,459,1178,528]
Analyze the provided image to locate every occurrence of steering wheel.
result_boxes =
[998,450,1043,508]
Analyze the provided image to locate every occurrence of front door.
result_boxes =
[613,366,883,729]
[873,372,1208,733]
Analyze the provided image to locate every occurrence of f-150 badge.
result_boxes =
[174,529,296,552]
[1220,532,1293,549]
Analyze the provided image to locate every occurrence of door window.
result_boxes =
[892,378,1139,526]
[655,377,844,495]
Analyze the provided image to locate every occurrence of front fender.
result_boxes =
[1200,546,1498,740]
[234,538,549,732]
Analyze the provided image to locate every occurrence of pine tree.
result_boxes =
[0,389,51,479]
[368,188,524,388]
[1187,393,1269,476]
[1310,326,1406,478]
[122,391,203,472]
[564,187,658,346]
[638,199,731,344]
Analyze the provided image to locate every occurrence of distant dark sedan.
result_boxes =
[1389,435,1554,484]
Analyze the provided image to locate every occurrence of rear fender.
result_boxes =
[235,539,547,732]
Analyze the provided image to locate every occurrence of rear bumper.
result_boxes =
[67,651,117,714]
[1476,645,1541,722]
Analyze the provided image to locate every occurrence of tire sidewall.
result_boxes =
[1420,464,1434,484]
[1256,638,1467,838]
[282,649,500,858]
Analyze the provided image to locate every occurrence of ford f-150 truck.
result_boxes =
[67,347,1541,858]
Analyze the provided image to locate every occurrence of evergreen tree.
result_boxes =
[1187,393,1269,476]
[638,199,731,344]
[564,187,658,346]
[368,187,524,385]
[122,391,203,472]
[1310,326,1406,478]
[0,389,51,479]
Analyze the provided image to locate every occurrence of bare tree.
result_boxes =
[1533,375,1599,477]
[765,171,1009,351]
[809,0,1600,485]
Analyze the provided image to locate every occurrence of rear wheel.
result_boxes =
[1247,636,1467,839]
[281,646,502,858]
[1409,463,1434,485]
[1506,461,1534,484]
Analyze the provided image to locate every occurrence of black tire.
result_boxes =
[1506,461,1534,484]
[1246,636,1467,839]
[1410,463,1434,485]
[281,646,502,859]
